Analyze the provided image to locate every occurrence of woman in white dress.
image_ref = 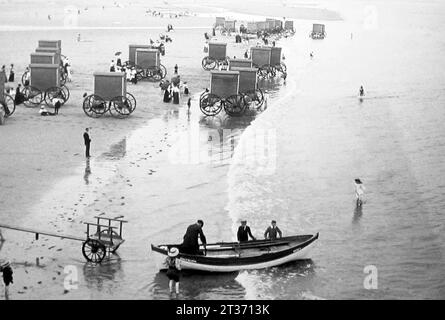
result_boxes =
[354,178,365,206]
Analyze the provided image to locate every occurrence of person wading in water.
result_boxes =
[165,247,181,298]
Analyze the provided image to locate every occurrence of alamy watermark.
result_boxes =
[363,265,378,290]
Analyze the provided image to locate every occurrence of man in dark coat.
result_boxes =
[83,128,91,158]
[181,220,206,255]
[264,220,282,240]
[237,220,256,242]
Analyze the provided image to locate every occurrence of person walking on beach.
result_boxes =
[187,97,191,113]
[83,128,91,158]
[53,98,61,115]
[8,64,14,82]
[1,261,13,300]
[165,247,181,298]
[181,220,207,255]
[237,220,256,242]
[354,178,365,206]
[172,85,180,104]
[264,220,282,240]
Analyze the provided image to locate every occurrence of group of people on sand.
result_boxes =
[164,219,284,297]
[110,59,138,84]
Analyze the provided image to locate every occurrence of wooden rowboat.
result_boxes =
[151,233,319,273]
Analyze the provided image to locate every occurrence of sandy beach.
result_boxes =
[1,0,444,300]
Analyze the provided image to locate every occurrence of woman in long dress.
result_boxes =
[172,85,180,104]
[354,178,366,206]
[163,84,172,103]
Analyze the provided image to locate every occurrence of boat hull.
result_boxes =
[151,233,318,273]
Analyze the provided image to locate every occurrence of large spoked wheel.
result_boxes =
[224,94,246,117]
[21,71,30,86]
[82,239,106,263]
[277,62,287,74]
[243,89,264,110]
[109,95,132,118]
[258,65,276,79]
[3,94,16,117]
[44,86,69,106]
[83,94,107,118]
[126,93,137,112]
[202,56,217,71]
[147,64,167,82]
[200,93,223,116]
[134,65,145,81]
[22,86,43,107]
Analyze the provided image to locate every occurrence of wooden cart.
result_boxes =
[199,70,246,116]
[310,23,326,39]
[83,72,136,118]
[231,66,264,110]
[202,42,230,71]
[20,63,70,108]
[0,216,128,264]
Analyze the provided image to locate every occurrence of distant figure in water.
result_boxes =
[165,247,181,298]
[310,51,314,59]
[237,220,256,242]
[359,86,365,97]
[264,220,282,240]
[354,178,365,206]
[77,33,81,42]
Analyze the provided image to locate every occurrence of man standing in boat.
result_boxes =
[264,220,282,240]
[181,220,207,255]
[237,220,256,242]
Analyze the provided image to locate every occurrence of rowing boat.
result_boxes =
[151,233,319,272]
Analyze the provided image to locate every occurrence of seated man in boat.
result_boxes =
[180,220,207,255]
[264,220,282,240]
[237,220,256,242]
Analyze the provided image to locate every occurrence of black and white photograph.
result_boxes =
[0,0,444,304]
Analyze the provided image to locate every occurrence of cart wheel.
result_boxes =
[109,95,132,118]
[82,239,106,263]
[278,62,287,73]
[125,93,137,113]
[21,71,30,86]
[134,65,145,81]
[243,89,264,110]
[200,93,223,116]
[44,86,69,106]
[3,94,16,117]
[158,64,167,80]
[22,86,43,107]
[147,65,166,82]
[258,66,269,79]
[224,94,246,117]
[202,57,217,71]
[83,94,107,118]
